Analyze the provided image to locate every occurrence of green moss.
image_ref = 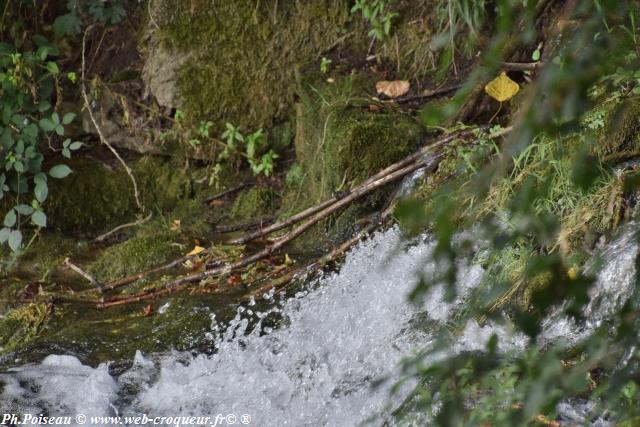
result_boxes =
[154,0,350,130]
[45,159,134,235]
[0,302,50,354]
[294,73,424,207]
[230,187,275,222]
[88,226,180,283]
[597,97,640,163]
[281,72,425,249]
[377,0,441,79]
[45,155,191,235]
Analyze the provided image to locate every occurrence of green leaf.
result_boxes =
[8,229,22,252]
[38,100,52,113]
[0,227,10,243]
[3,209,16,227]
[14,160,24,172]
[22,123,38,138]
[34,172,47,185]
[62,148,71,158]
[49,164,72,178]
[69,141,83,150]
[55,124,64,136]
[0,129,14,149]
[31,211,47,228]
[34,180,48,203]
[52,112,60,125]
[62,112,75,125]
[39,118,55,132]
[15,204,33,215]
[532,49,541,61]
[36,46,50,61]
[46,61,60,75]
[53,13,82,37]
[11,114,26,128]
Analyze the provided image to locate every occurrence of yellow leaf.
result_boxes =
[568,265,579,280]
[376,80,410,98]
[187,245,205,256]
[484,72,520,102]
[170,219,181,231]
[284,253,293,265]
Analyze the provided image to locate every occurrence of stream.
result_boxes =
[0,223,638,426]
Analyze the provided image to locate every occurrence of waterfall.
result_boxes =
[1,224,637,426]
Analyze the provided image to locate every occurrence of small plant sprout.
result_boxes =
[351,0,398,41]
[320,57,332,74]
[219,122,245,160]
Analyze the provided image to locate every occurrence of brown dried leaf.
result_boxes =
[143,304,154,317]
[375,80,410,98]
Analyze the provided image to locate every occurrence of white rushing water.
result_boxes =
[0,224,638,426]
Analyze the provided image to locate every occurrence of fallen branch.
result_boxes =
[94,255,191,293]
[139,157,438,294]
[231,128,479,245]
[93,126,512,308]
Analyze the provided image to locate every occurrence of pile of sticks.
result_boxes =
[64,126,510,308]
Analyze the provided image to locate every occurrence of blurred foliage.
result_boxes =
[0,1,126,260]
[394,0,640,425]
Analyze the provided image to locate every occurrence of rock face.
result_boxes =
[81,90,160,155]
[141,32,188,109]
[142,0,350,130]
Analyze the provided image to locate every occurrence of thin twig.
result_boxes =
[213,216,275,235]
[98,286,177,308]
[81,26,145,213]
[203,182,250,204]
[390,84,463,105]
[148,0,161,30]
[64,257,102,292]
[94,212,152,242]
[500,61,543,71]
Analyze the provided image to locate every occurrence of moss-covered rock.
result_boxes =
[294,72,424,206]
[45,154,191,236]
[597,97,640,163]
[88,227,180,283]
[150,0,350,130]
[230,187,275,222]
[281,72,425,249]
[0,302,51,354]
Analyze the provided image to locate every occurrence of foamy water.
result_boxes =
[0,224,637,426]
